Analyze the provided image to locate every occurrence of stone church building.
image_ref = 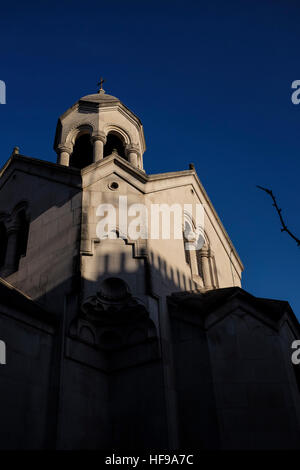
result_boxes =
[0,87,299,449]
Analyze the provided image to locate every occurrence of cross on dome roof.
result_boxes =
[97,77,105,94]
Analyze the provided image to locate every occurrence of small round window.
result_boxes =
[108,181,119,191]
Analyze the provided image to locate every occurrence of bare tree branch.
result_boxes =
[257,185,300,247]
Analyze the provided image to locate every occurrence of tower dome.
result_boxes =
[54,86,146,171]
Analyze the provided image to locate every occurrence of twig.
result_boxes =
[257,185,300,246]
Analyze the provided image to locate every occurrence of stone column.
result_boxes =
[200,248,212,289]
[3,223,19,275]
[57,144,72,166]
[126,144,140,168]
[92,132,106,162]
[188,247,198,276]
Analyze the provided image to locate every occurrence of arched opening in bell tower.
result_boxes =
[104,132,126,159]
[70,132,93,169]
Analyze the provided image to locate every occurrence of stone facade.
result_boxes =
[0,89,299,449]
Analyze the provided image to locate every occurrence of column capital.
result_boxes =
[126,143,140,156]
[57,143,72,155]
[91,132,106,144]
[199,248,211,258]
[5,219,20,234]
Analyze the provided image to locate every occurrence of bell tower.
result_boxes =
[54,82,146,170]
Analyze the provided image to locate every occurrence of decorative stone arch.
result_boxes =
[182,212,218,289]
[183,212,202,283]
[66,123,94,147]
[103,125,131,147]
[57,122,95,167]
[103,125,130,160]
[0,201,30,275]
[200,229,211,250]
[103,124,141,166]
[68,277,160,371]
[11,200,30,218]
[65,124,94,169]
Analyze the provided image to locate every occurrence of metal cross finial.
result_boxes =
[97,77,105,93]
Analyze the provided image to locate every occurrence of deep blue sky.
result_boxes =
[0,0,299,317]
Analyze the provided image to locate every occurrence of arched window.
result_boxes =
[183,221,191,266]
[183,219,202,282]
[104,132,126,159]
[0,222,7,268]
[183,217,218,289]
[70,133,93,169]
[15,209,30,268]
